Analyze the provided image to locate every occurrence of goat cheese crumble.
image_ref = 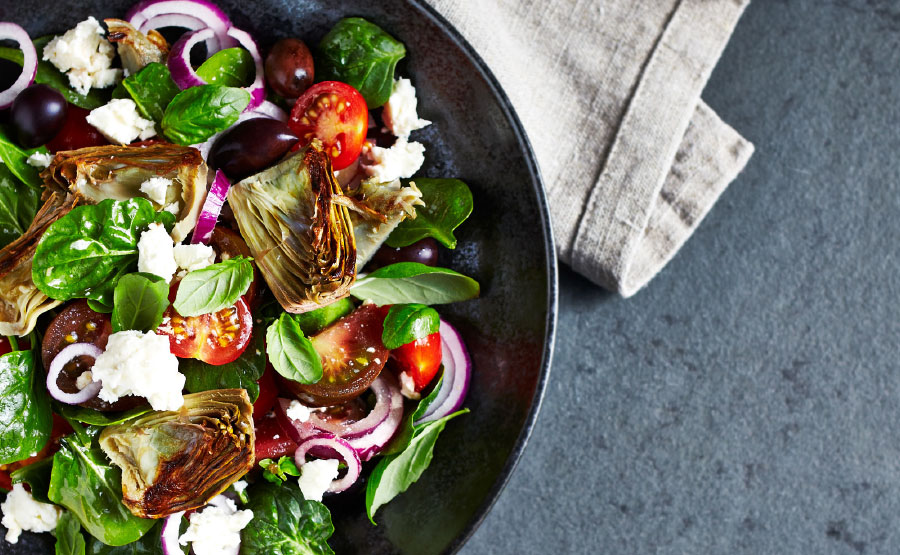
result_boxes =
[139,176,172,206]
[178,495,253,555]
[25,152,53,169]
[362,138,426,183]
[399,371,421,400]
[86,99,156,145]
[75,370,94,391]
[1,484,62,544]
[285,399,312,422]
[383,78,431,139]
[43,17,121,95]
[298,459,339,502]
[173,243,216,273]
[137,223,177,282]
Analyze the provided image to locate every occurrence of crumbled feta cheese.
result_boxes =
[86,99,156,145]
[75,370,94,391]
[25,152,53,169]
[91,330,184,411]
[42,17,121,95]
[137,223,177,282]
[173,243,216,273]
[163,202,181,215]
[362,138,425,183]
[285,400,311,422]
[297,459,339,502]
[399,371,421,400]
[382,78,431,139]
[139,176,172,206]
[1,484,61,544]
[232,480,247,494]
[179,495,253,555]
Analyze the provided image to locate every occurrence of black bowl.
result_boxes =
[0,1,557,552]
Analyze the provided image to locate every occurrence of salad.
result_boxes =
[0,1,479,552]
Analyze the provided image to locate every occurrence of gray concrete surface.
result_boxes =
[462,1,900,553]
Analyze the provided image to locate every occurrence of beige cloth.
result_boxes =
[428,0,755,296]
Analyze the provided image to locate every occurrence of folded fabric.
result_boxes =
[428,0,755,296]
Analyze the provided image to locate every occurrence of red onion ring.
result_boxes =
[347,374,403,461]
[416,319,471,425]
[294,434,362,493]
[46,343,103,405]
[274,398,316,444]
[128,0,235,52]
[224,26,265,111]
[0,23,37,109]
[167,27,214,89]
[160,511,184,555]
[190,169,229,244]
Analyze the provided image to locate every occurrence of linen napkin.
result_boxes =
[427,0,755,296]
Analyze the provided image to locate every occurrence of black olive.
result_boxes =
[264,38,315,99]
[11,84,68,148]
[210,118,299,180]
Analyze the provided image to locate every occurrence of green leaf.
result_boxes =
[0,125,49,188]
[173,256,253,317]
[316,17,406,108]
[0,350,51,465]
[259,456,301,484]
[0,163,40,249]
[120,62,180,122]
[55,511,86,555]
[182,328,266,401]
[350,262,480,306]
[86,518,185,554]
[86,299,114,314]
[291,298,354,335]
[161,85,251,145]
[10,456,54,503]
[112,273,169,333]
[386,179,473,249]
[52,402,152,427]
[381,303,439,349]
[378,373,444,457]
[365,409,467,523]
[196,47,254,87]
[266,313,323,384]
[241,480,335,555]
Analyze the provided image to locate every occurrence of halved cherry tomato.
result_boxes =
[0,415,72,491]
[253,412,297,464]
[288,81,368,170]
[392,331,442,392]
[157,280,253,365]
[45,105,108,153]
[253,365,279,422]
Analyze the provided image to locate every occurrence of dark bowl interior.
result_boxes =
[0,0,557,553]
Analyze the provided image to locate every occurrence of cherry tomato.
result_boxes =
[253,365,278,422]
[0,415,72,491]
[392,331,442,392]
[208,227,259,307]
[253,412,297,464]
[45,105,108,153]
[288,81,368,170]
[157,280,253,365]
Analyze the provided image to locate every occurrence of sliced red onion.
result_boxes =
[128,0,234,52]
[167,27,215,89]
[190,169,229,244]
[347,374,404,461]
[416,320,472,425]
[274,398,317,444]
[160,511,184,555]
[46,343,103,405]
[225,27,265,111]
[0,23,37,109]
[295,434,362,493]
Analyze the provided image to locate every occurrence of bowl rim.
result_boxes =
[403,2,559,552]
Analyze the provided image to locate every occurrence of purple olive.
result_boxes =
[370,238,440,269]
[265,38,315,99]
[210,118,299,180]
[11,84,68,148]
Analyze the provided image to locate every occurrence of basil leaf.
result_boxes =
[0,125,49,188]
[378,373,444,457]
[386,179,473,249]
[0,36,112,110]
[161,85,251,145]
[266,313,323,384]
[182,329,266,401]
[259,455,301,484]
[55,511,86,555]
[241,480,335,555]
[120,62,180,123]
[52,402,152,427]
[0,163,40,249]
[86,299,113,314]
[365,409,467,522]
[381,303,439,349]
[10,456,54,503]
[48,432,155,546]
[292,298,354,335]
[0,350,51,465]
[350,262,479,305]
[196,47,254,87]
[316,18,405,108]
[32,198,172,305]
[112,273,169,333]
[86,518,185,555]
[173,256,253,317]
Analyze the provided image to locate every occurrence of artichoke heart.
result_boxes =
[344,177,424,269]
[43,143,208,242]
[104,19,169,75]
[99,389,255,519]
[228,142,357,313]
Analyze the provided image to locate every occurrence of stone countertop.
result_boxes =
[463,1,900,553]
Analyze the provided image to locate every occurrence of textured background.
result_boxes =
[462,1,900,553]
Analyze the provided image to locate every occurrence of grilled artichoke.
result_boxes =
[43,144,208,242]
[105,19,169,75]
[346,178,423,269]
[99,389,254,519]
[228,142,357,313]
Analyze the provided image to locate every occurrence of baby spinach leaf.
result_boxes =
[381,303,439,349]
[161,85,251,145]
[386,179,473,249]
[0,163,40,249]
[55,510,86,555]
[0,349,51,465]
[291,298,354,335]
[173,256,253,317]
[365,409,467,523]
[316,18,405,108]
[182,329,266,401]
[120,62,180,123]
[10,456,54,503]
[52,402,152,427]
[48,430,155,546]
[86,299,114,314]
[241,480,335,555]
[266,313,323,385]
[86,518,184,554]
[112,273,169,333]
[350,262,479,306]
[259,456,301,484]
[0,125,50,189]
[196,47,254,87]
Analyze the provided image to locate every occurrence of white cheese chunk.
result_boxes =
[179,495,253,555]
[25,152,53,169]
[1,484,61,544]
[173,243,216,273]
[297,459,339,502]
[383,78,431,139]
[137,223,177,283]
[362,138,425,183]
[42,17,121,95]
[285,399,312,422]
[75,370,94,391]
[86,99,156,145]
[399,371,421,400]
[91,330,184,411]
[139,176,172,206]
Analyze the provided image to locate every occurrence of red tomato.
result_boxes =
[0,415,72,491]
[392,332,442,392]
[253,366,278,422]
[289,81,368,170]
[0,336,26,356]
[45,105,108,153]
[253,412,297,464]
[157,281,253,365]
